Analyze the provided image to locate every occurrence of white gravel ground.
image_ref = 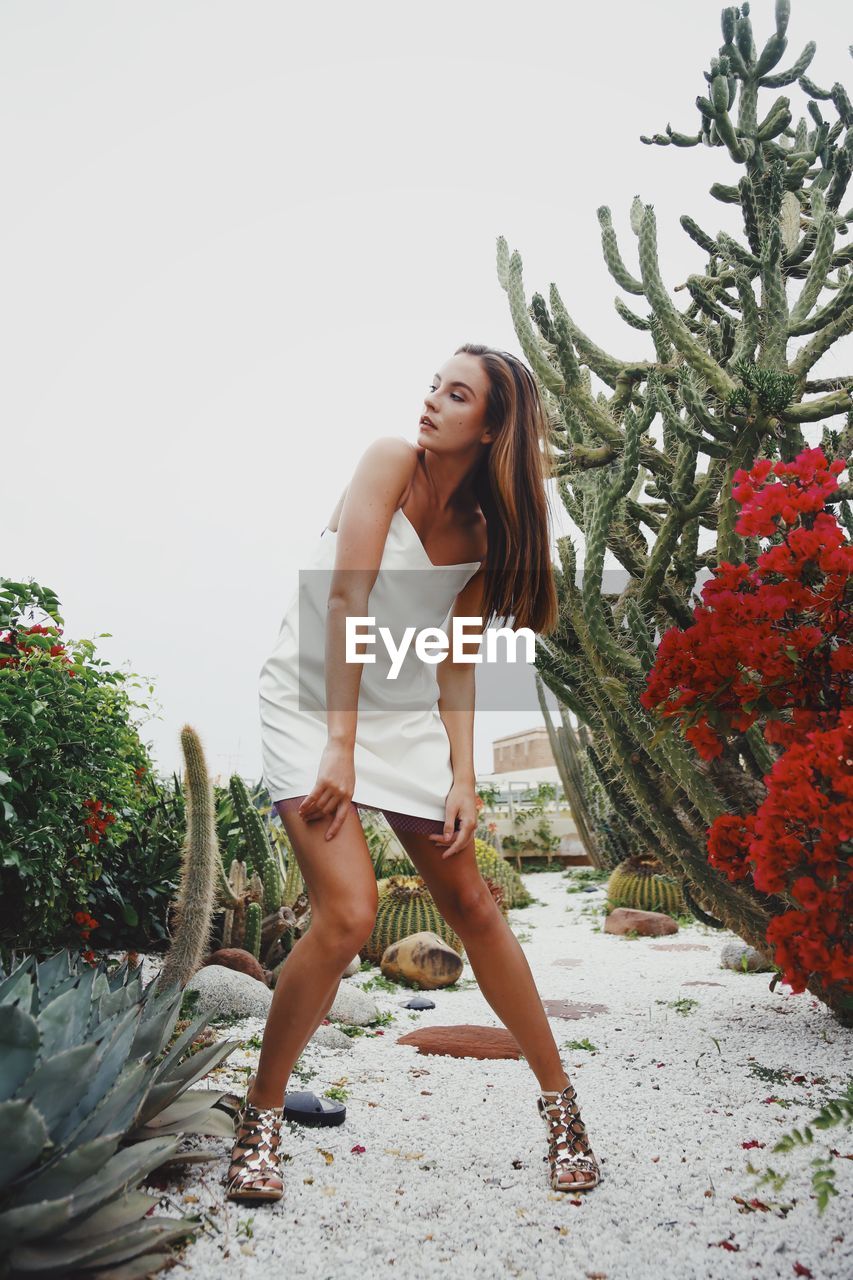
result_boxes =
[145,870,852,1280]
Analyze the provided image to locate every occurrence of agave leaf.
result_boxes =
[87,970,112,1034]
[35,951,72,999]
[135,1090,235,1139]
[73,1061,151,1146]
[38,972,81,1009]
[70,960,98,1009]
[54,1008,142,1145]
[129,987,182,1065]
[36,985,89,1058]
[0,1004,40,1101]
[0,1140,176,1248]
[99,985,134,1022]
[70,1135,181,1221]
[79,1248,174,1280]
[16,1043,98,1132]
[147,1011,210,1081]
[0,1100,48,1191]
[137,1041,236,1126]
[1,1134,121,1212]
[0,957,36,1012]
[0,1194,73,1246]
[62,1189,158,1238]
[7,1214,197,1273]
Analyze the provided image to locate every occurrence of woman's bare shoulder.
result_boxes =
[325,436,419,531]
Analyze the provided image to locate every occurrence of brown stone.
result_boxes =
[650,943,711,952]
[203,948,268,985]
[542,999,609,1019]
[604,907,678,937]
[380,932,464,990]
[396,1024,521,1060]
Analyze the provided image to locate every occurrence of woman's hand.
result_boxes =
[428,781,478,859]
[297,741,356,841]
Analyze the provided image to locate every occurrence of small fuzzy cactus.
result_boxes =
[155,726,220,991]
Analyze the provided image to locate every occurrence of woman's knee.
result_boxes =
[309,898,378,954]
[444,882,500,933]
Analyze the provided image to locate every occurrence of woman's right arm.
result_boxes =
[297,436,416,838]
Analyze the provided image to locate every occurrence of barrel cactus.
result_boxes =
[605,854,687,916]
[361,876,464,964]
[474,838,532,908]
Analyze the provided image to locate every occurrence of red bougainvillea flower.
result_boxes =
[643,445,852,998]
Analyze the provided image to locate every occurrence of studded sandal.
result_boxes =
[537,1079,600,1192]
[225,1096,285,1203]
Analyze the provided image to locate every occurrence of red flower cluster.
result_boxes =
[83,797,116,844]
[0,622,73,674]
[640,446,852,998]
[73,909,100,964]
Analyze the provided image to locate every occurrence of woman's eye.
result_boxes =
[427,383,462,401]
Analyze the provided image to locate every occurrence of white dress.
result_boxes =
[258,505,482,821]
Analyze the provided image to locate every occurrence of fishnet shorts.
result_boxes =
[274,794,460,836]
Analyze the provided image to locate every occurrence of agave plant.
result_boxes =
[0,948,238,1279]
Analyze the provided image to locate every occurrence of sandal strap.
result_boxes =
[538,1082,599,1179]
[228,1100,285,1188]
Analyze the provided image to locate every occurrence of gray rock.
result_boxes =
[342,956,362,978]
[327,982,380,1026]
[309,1023,353,1050]
[185,964,272,1019]
[720,940,774,973]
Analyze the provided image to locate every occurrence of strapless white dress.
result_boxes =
[258,505,482,821]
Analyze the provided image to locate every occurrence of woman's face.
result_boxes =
[419,353,492,453]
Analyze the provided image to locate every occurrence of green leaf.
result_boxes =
[0,1004,40,1102]
[0,1100,48,1189]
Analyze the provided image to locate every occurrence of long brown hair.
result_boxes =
[455,343,558,636]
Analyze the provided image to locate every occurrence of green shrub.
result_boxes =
[0,580,157,958]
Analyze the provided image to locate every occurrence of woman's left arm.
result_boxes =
[432,566,486,857]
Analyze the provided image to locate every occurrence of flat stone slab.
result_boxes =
[551,958,583,968]
[649,943,711,952]
[681,980,725,987]
[396,1024,521,1060]
[542,999,609,1019]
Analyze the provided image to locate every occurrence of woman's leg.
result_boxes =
[386,821,598,1188]
[246,798,379,1109]
[387,822,570,1092]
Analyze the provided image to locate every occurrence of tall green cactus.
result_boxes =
[230,774,276,875]
[504,1,853,1023]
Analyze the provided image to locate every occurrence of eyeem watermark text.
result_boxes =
[345,616,535,679]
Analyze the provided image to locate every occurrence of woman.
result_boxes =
[226,343,601,1201]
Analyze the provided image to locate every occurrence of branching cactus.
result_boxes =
[502,1,853,1021]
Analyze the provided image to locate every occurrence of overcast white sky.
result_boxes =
[3,0,849,786]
